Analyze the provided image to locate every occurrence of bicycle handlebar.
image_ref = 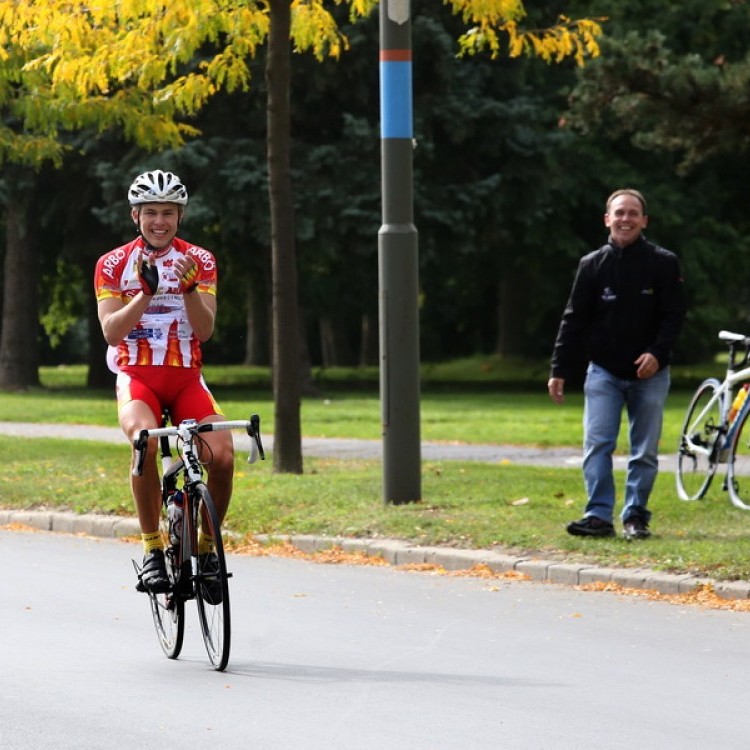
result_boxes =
[132,414,265,476]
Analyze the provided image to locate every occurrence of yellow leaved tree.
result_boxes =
[0,0,604,470]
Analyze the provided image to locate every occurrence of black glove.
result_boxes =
[139,259,159,296]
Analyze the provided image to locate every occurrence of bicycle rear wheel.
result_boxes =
[728,410,750,510]
[676,379,722,501]
[148,545,185,659]
[192,484,231,671]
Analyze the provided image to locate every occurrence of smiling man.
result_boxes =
[547,188,686,541]
[93,170,233,596]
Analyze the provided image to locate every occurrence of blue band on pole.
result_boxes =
[380,60,413,139]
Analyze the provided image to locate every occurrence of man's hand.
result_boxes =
[635,352,659,379]
[179,260,198,294]
[138,254,159,296]
[548,377,565,404]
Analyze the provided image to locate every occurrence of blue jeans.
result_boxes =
[581,363,670,523]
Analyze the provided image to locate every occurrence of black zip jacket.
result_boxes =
[550,236,686,381]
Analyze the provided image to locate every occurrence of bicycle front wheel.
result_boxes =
[149,546,185,660]
[728,409,750,510]
[192,484,231,671]
[676,379,722,501]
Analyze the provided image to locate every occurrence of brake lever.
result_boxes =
[132,429,150,476]
[247,413,265,463]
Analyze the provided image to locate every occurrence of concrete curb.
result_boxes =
[0,508,141,538]
[6,508,740,600]
[307,534,750,599]
[255,533,750,600]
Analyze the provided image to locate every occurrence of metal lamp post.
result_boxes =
[378,0,421,504]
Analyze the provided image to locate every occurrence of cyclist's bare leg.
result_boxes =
[199,414,235,524]
[119,400,162,534]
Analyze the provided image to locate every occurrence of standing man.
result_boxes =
[548,188,686,540]
[94,169,234,593]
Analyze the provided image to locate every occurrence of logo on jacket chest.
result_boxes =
[601,286,617,302]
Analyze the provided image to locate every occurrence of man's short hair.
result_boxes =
[606,188,647,215]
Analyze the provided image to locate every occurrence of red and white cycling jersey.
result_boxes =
[94,236,217,369]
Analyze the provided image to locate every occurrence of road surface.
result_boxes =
[2,528,749,749]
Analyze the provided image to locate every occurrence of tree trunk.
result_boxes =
[297,307,318,396]
[320,314,355,367]
[243,278,260,365]
[0,175,40,390]
[359,313,378,367]
[495,274,525,357]
[86,299,114,389]
[319,316,335,367]
[267,0,303,473]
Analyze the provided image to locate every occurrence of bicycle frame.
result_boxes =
[132,413,264,670]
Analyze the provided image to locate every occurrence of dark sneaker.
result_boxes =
[199,552,223,605]
[623,516,651,540]
[139,549,170,593]
[566,516,615,538]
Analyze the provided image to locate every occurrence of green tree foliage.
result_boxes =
[567,31,750,173]
[11,0,750,378]
[0,0,604,474]
[564,0,750,360]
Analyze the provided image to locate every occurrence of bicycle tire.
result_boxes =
[676,379,722,501]
[192,484,231,671]
[148,544,185,660]
[728,408,750,510]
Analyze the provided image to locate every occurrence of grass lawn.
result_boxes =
[0,358,748,581]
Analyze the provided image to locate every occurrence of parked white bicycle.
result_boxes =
[677,330,750,509]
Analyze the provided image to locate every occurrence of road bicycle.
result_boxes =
[132,413,265,671]
[676,330,750,510]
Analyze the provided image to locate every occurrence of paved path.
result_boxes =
[0,420,679,469]
[3,421,744,602]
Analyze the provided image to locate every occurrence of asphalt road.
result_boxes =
[3,529,749,749]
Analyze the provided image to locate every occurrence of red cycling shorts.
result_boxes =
[116,365,224,425]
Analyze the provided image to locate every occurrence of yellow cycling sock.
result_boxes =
[142,531,164,554]
[198,531,215,555]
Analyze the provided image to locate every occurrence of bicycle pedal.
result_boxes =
[132,559,146,592]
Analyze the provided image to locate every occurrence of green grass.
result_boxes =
[3,364,698,447]
[1,358,748,582]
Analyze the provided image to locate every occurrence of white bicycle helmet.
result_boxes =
[128,170,189,206]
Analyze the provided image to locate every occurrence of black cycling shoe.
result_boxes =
[139,549,170,593]
[198,552,223,605]
[623,516,651,540]
[566,516,615,538]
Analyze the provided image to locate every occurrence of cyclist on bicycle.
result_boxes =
[93,169,233,594]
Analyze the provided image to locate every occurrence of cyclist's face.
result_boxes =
[604,195,648,248]
[132,203,181,249]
